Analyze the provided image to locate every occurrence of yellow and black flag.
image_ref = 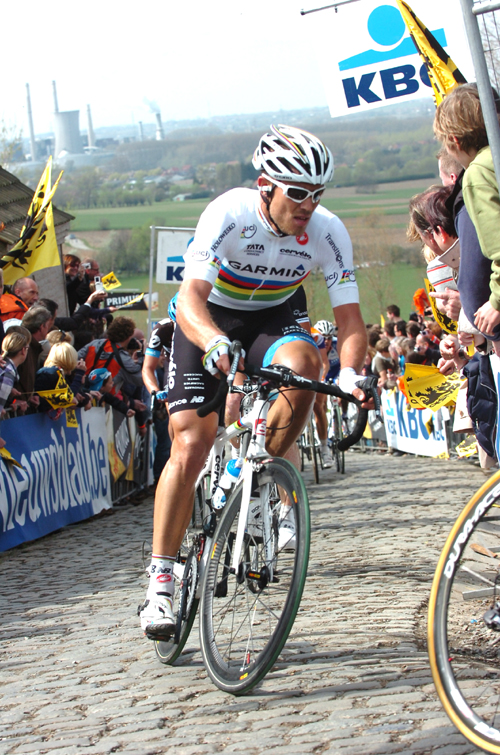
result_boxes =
[395,0,466,106]
[0,157,63,285]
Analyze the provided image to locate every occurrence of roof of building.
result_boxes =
[0,166,74,246]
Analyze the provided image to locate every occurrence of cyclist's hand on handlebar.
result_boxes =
[339,368,379,411]
[339,367,370,406]
[203,335,245,376]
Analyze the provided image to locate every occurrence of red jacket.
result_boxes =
[0,292,28,322]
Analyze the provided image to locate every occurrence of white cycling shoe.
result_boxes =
[139,595,175,640]
[278,506,296,551]
[320,446,334,468]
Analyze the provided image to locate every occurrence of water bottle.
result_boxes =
[212,458,243,510]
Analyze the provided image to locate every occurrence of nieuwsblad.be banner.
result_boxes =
[307,0,474,117]
[0,408,111,551]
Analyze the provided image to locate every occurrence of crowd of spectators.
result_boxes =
[0,255,170,478]
[361,303,443,392]
[404,83,500,468]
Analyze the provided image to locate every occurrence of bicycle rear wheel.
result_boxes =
[199,457,310,694]
[307,418,320,484]
[329,400,345,474]
[428,469,500,753]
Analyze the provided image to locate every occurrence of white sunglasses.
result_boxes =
[264,176,325,204]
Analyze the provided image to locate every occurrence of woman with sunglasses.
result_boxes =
[139,124,369,640]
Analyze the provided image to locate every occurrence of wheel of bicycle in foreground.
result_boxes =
[155,546,200,665]
[428,469,500,753]
[199,457,310,694]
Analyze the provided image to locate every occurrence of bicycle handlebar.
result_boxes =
[196,341,381,451]
[196,341,242,419]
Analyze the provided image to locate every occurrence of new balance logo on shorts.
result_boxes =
[190,396,204,403]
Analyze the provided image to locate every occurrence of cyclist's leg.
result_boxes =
[140,325,219,639]
[153,409,218,556]
[265,338,322,457]
[313,392,334,468]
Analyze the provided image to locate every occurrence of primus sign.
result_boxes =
[309,0,474,117]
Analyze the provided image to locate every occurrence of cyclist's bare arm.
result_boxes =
[142,353,161,395]
[333,302,370,406]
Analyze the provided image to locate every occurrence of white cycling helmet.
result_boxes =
[252,125,334,185]
[314,319,335,337]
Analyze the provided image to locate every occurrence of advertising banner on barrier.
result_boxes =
[382,388,448,456]
[0,408,111,552]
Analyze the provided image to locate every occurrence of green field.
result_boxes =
[69,180,430,231]
[70,200,211,232]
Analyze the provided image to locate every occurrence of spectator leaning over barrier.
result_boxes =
[39,293,115,335]
[0,277,39,323]
[17,306,52,407]
[0,328,31,447]
[434,83,500,351]
[87,368,138,418]
[35,342,90,414]
[78,316,143,395]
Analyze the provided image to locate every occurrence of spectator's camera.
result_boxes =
[94,276,106,294]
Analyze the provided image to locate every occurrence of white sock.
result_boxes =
[279,504,295,528]
[147,555,175,602]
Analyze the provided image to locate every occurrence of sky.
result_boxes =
[2,0,330,137]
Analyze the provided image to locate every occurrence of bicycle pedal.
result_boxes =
[484,605,500,630]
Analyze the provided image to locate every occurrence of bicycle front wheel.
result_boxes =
[199,457,310,695]
[428,469,500,753]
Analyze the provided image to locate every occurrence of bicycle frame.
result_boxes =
[194,387,276,586]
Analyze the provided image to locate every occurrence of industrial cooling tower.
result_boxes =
[54,111,83,156]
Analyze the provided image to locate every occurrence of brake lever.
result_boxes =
[357,376,382,422]
[227,340,242,391]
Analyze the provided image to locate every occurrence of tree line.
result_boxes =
[52,112,439,211]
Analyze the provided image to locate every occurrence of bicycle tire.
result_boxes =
[428,469,500,753]
[333,403,345,475]
[199,457,310,694]
[308,418,320,484]
[155,547,200,665]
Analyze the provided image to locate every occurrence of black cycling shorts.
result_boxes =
[167,300,315,415]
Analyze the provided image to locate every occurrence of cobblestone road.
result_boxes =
[0,452,491,755]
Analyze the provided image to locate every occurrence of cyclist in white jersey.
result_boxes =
[139,124,369,639]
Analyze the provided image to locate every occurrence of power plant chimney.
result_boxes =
[155,112,164,141]
[26,83,37,162]
[86,104,95,149]
[138,121,144,141]
[52,80,59,113]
